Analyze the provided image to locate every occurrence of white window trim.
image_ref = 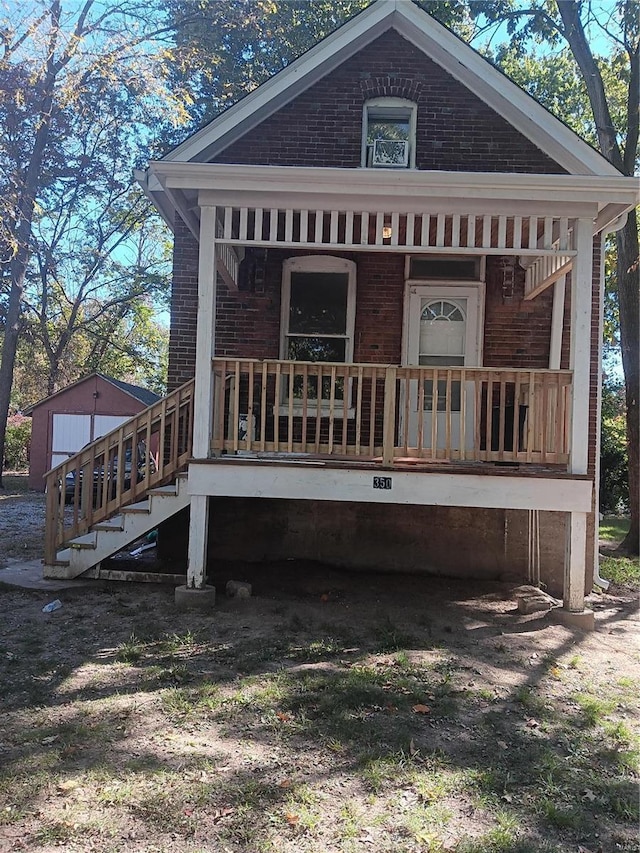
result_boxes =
[279,255,357,416]
[361,97,417,169]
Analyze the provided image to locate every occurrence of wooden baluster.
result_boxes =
[355,366,363,455]
[459,368,466,461]
[445,369,452,460]
[402,372,410,455]
[474,378,482,460]
[260,362,268,452]
[274,361,281,451]
[541,372,549,463]
[247,361,255,451]
[430,369,438,459]
[514,373,522,458]
[232,361,241,453]
[287,363,294,453]
[369,369,377,455]
[301,363,309,451]
[485,377,494,460]
[382,367,397,466]
[496,373,504,462]
[526,371,535,463]
[417,370,425,456]
[315,364,322,453]
[328,365,337,451]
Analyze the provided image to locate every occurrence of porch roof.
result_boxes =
[138,161,638,240]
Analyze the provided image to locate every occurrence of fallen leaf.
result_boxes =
[285,812,299,826]
[276,711,291,722]
[412,704,431,714]
[212,807,234,824]
[278,779,292,789]
[525,718,539,728]
[497,740,508,750]
[41,736,58,745]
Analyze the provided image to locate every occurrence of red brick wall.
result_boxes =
[212,30,566,175]
[169,247,562,387]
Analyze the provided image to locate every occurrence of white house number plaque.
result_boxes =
[373,476,392,490]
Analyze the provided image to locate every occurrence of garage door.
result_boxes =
[50,413,130,468]
[51,414,91,467]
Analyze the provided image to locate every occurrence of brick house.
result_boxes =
[44,0,637,625]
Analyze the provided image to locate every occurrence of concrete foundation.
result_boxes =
[174,584,216,611]
[550,607,595,631]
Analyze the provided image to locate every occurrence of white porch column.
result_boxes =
[564,511,587,612]
[568,218,593,475]
[563,217,593,617]
[192,203,218,458]
[187,203,217,589]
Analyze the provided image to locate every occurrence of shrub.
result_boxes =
[4,414,31,471]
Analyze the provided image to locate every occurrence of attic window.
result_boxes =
[362,97,416,168]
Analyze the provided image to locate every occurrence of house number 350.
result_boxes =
[373,476,392,490]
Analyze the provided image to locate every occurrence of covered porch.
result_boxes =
[138,162,610,622]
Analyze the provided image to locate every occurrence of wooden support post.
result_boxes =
[568,219,593,474]
[382,367,397,466]
[564,511,587,612]
[187,494,209,589]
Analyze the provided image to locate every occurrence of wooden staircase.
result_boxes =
[43,380,194,580]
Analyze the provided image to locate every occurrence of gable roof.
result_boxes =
[162,0,621,178]
[24,373,160,414]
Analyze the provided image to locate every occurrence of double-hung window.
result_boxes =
[280,256,356,406]
[362,97,417,169]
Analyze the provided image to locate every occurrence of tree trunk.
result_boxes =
[0,256,27,487]
[617,209,639,554]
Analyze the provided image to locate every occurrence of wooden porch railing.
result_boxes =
[212,358,572,467]
[44,379,194,564]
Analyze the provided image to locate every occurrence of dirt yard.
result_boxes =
[0,476,638,852]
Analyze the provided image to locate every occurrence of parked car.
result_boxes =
[64,441,156,505]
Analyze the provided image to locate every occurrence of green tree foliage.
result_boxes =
[3,413,30,470]
[0,0,189,486]
[600,378,629,514]
[162,0,514,141]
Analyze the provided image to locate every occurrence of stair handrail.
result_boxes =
[44,378,194,565]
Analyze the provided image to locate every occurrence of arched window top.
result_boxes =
[421,300,465,323]
[362,97,417,169]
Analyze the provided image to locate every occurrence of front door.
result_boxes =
[404,285,481,454]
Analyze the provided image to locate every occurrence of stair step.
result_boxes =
[69,533,97,550]
[149,485,178,497]
[55,549,71,565]
[94,515,125,531]
[122,500,151,514]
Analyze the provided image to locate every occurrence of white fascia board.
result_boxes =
[149,162,638,214]
[188,460,593,513]
[164,0,396,164]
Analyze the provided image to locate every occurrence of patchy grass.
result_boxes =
[599,516,631,543]
[600,554,640,587]
[0,569,637,853]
